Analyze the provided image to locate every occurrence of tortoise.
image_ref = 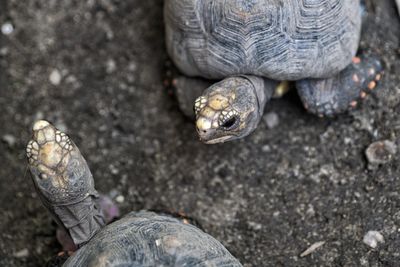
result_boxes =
[26,120,242,267]
[164,0,383,144]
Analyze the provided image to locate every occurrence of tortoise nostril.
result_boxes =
[196,126,208,134]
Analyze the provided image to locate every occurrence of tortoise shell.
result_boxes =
[165,0,361,81]
[64,211,242,267]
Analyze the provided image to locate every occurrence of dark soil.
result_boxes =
[1,0,400,266]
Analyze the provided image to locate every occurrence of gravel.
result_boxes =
[365,140,397,165]
[49,69,62,86]
[1,22,13,35]
[363,231,385,249]
[13,248,29,258]
[300,241,326,258]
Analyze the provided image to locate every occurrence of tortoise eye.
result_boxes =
[222,117,237,129]
[219,110,240,130]
[221,116,240,130]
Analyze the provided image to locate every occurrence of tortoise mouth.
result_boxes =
[202,135,234,144]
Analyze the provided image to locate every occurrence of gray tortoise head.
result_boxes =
[165,0,363,144]
[194,76,276,144]
[27,120,242,267]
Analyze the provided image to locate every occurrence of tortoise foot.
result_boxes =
[98,194,120,223]
[56,228,77,252]
[164,61,212,118]
[46,251,73,267]
[296,55,383,117]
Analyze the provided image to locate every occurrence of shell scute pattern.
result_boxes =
[165,0,361,80]
[64,211,242,267]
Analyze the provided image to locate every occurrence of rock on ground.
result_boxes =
[365,140,397,165]
[363,231,385,249]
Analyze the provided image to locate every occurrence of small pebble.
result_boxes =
[2,134,16,147]
[13,248,29,258]
[344,137,352,145]
[261,145,271,152]
[300,241,326,257]
[247,221,262,230]
[128,61,137,72]
[0,47,9,56]
[1,22,14,35]
[35,245,43,255]
[363,231,384,248]
[49,69,62,86]
[110,165,119,175]
[109,189,119,199]
[264,112,279,129]
[115,195,125,203]
[106,59,116,73]
[365,140,397,165]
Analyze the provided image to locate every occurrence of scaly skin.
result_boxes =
[297,55,383,117]
[194,76,277,144]
[27,120,105,247]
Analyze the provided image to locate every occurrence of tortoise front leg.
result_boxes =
[26,120,106,247]
[168,75,214,118]
[296,55,383,117]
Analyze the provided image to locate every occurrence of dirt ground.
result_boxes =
[0,0,400,266]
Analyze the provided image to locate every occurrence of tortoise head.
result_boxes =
[27,120,106,247]
[194,77,262,144]
[26,120,95,205]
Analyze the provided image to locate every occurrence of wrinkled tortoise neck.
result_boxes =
[27,120,106,247]
[239,75,277,118]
